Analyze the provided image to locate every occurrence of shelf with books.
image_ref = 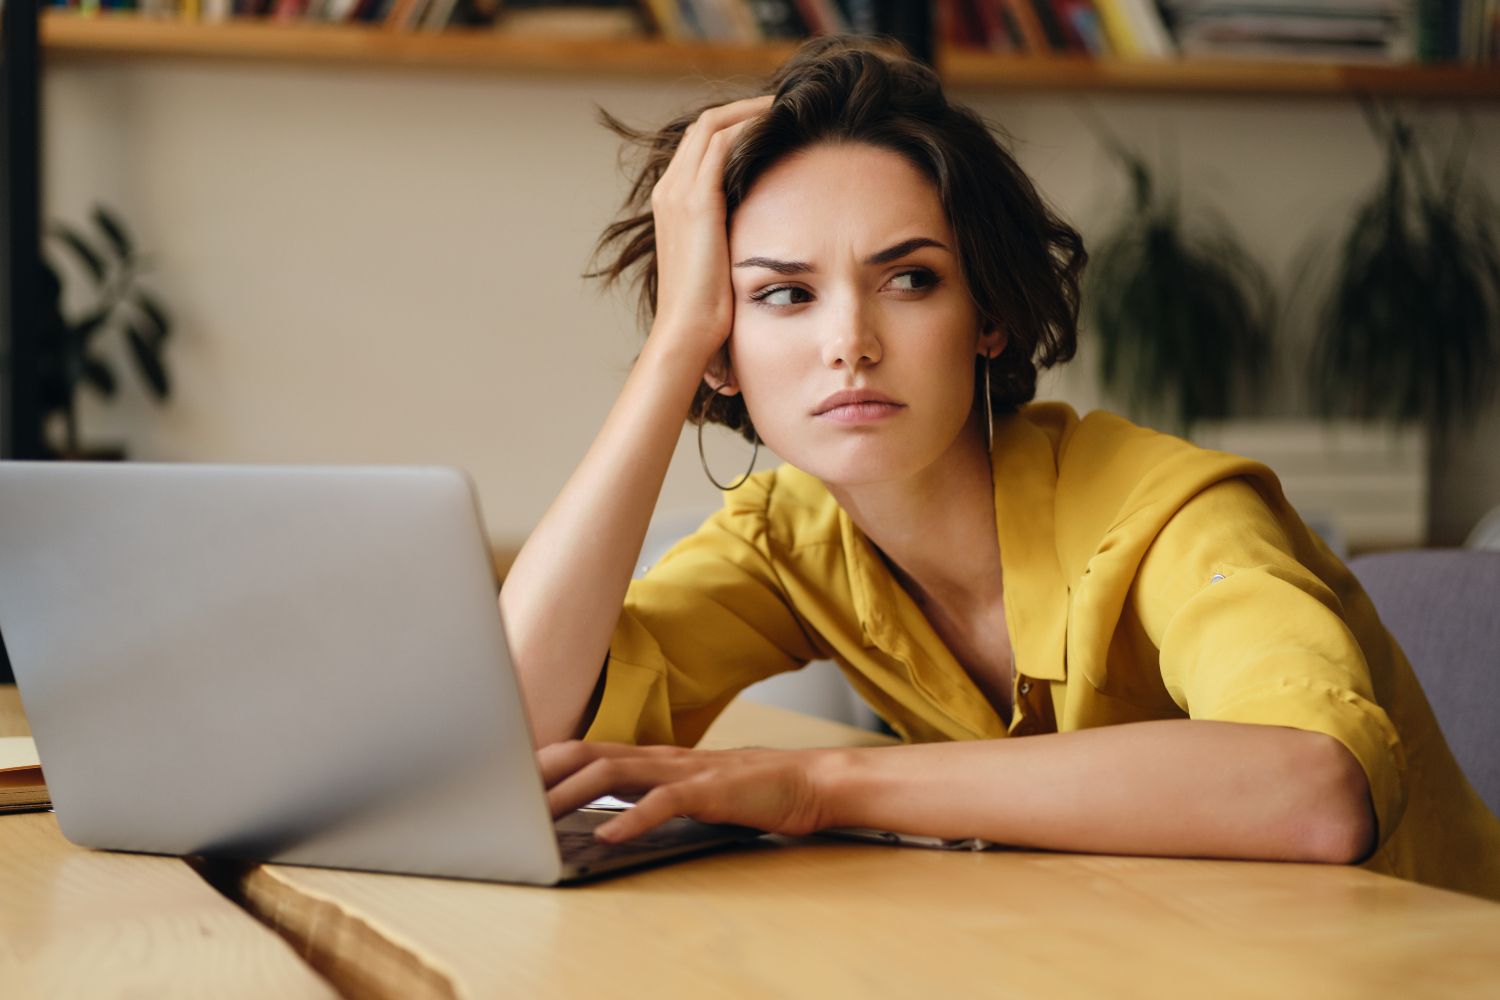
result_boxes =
[940,48,1500,99]
[38,12,802,78]
[34,12,1500,99]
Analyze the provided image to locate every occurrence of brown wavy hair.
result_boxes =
[585,35,1086,443]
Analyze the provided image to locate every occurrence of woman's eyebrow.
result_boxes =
[733,236,949,275]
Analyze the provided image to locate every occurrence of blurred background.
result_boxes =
[3,2,1498,708]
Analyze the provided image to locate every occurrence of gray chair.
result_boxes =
[1349,550,1500,817]
[1466,504,1500,551]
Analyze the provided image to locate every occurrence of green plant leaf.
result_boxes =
[92,204,134,261]
[133,290,171,343]
[126,326,171,400]
[49,223,106,285]
[1309,107,1500,431]
[80,354,117,398]
[1083,144,1272,433]
[38,257,63,306]
[71,309,109,346]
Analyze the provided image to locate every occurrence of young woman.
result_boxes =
[498,36,1500,900]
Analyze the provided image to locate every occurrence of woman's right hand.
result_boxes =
[647,94,774,366]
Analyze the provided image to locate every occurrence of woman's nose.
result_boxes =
[820,296,882,370]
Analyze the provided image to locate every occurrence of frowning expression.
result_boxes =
[723,141,1001,486]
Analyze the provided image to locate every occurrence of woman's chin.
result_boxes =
[774,440,938,490]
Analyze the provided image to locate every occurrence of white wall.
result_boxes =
[41,57,1500,547]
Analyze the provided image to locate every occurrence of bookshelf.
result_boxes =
[38,13,1500,100]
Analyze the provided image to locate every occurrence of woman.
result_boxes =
[499,36,1500,899]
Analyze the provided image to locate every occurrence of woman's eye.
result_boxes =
[888,268,940,292]
[750,285,812,307]
[749,270,939,307]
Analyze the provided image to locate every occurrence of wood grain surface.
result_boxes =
[0,683,33,738]
[0,686,337,999]
[237,698,1500,1000]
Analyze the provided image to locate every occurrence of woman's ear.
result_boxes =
[703,349,743,398]
[978,326,1007,361]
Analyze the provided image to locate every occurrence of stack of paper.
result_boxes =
[0,737,49,814]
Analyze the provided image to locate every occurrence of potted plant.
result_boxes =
[1303,104,1500,434]
[1083,122,1275,435]
[39,204,173,460]
[1081,118,1429,556]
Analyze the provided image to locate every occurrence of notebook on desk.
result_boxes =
[0,462,761,884]
[0,736,48,814]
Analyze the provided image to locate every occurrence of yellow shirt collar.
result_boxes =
[831,408,1072,739]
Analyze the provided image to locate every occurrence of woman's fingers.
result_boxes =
[536,739,677,787]
[667,94,773,186]
[594,779,716,843]
[536,743,833,843]
[545,751,700,819]
[646,94,773,362]
[689,107,765,187]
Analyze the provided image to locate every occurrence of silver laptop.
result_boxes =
[0,462,761,884]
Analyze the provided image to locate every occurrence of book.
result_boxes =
[1118,0,1177,54]
[501,9,650,37]
[1028,0,1075,48]
[0,737,48,814]
[1165,0,1410,62]
[938,0,988,47]
[720,0,766,40]
[974,0,1021,50]
[1002,0,1053,50]
[685,0,754,40]
[1050,0,1111,52]
[641,0,690,37]
[742,0,810,39]
[792,0,847,33]
[1093,0,1145,53]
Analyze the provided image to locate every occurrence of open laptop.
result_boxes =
[0,462,762,884]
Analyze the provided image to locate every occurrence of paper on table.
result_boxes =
[583,794,637,811]
[0,736,40,772]
[0,736,49,813]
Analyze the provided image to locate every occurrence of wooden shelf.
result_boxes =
[941,47,1500,99]
[36,12,1500,99]
[40,13,800,80]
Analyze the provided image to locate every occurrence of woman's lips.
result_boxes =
[816,401,906,424]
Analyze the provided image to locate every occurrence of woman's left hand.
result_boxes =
[537,740,840,843]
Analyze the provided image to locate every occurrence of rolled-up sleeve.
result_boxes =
[1131,477,1408,847]
[583,490,825,748]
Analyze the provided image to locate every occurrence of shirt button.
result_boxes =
[1019,681,1032,695]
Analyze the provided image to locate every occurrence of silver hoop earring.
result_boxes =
[983,355,995,455]
[697,411,759,491]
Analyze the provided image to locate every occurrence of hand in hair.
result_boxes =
[648,94,774,369]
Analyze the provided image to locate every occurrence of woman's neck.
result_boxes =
[824,416,1003,617]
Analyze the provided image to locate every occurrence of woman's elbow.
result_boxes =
[1300,736,1379,865]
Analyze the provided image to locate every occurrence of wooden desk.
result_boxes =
[0,686,335,999]
[6,683,1500,998]
[233,701,1500,1000]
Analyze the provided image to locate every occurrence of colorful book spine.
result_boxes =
[1091,0,1141,55]
[1000,0,1050,50]
[641,0,688,37]
[973,0,1019,50]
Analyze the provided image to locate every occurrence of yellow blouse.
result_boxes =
[584,402,1500,901]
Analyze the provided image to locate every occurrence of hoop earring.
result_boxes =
[697,408,760,491]
[983,355,995,455]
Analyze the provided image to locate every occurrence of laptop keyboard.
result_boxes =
[555,809,753,870]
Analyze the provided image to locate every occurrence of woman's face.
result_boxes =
[724,141,1000,487]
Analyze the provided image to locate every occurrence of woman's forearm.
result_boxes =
[815,720,1376,864]
[501,333,710,748]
